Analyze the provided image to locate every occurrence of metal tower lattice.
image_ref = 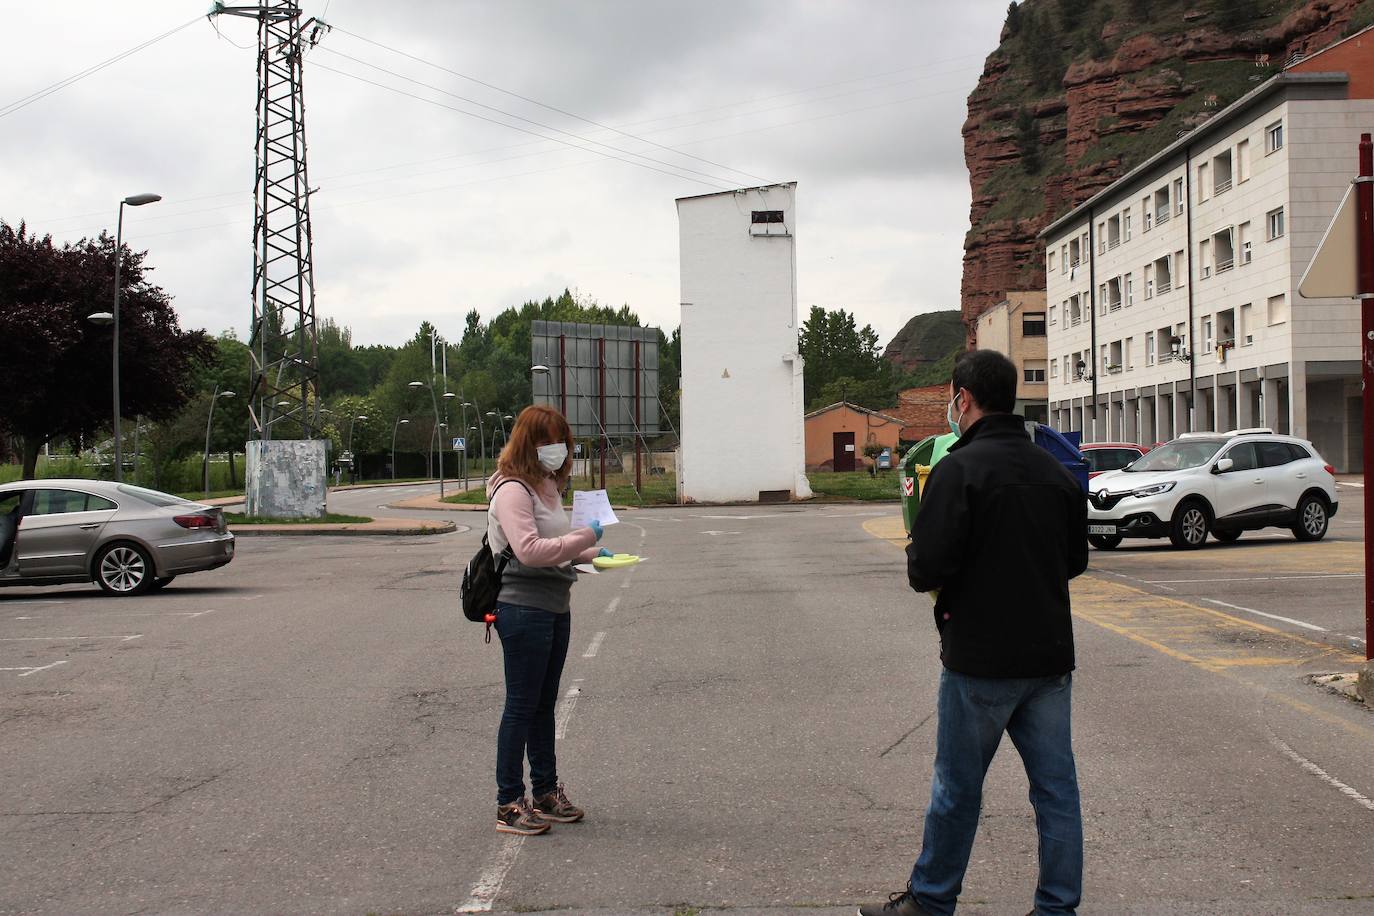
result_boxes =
[212,2,327,439]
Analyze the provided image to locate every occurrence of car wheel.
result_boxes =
[1088,534,1123,550]
[149,576,176,591]
[1169,502,1210,549]
[93,543,154,596]
[1291,495,1329,542]
[1212,529,1241,543]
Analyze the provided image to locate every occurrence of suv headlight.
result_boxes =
[1131,482,1175,498]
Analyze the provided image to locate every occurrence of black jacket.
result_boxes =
[906,414,1088,678]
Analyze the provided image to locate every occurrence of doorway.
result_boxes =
[832,431,856,472]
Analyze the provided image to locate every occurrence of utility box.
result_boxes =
[245,439,327,518]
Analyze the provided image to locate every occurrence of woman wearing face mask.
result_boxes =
[485,404,609,836]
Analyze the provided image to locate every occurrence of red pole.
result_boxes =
[634,339,642,495]
[598,337,607,490]
[1358,133,1374,660]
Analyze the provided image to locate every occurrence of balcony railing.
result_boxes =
[1108,238,1120,250]
[1155,208,1171,225]
[1216,257,1234,273]
[1215,177,1232,194]
[1108,299,1122,311]
[1157,279,1172,294]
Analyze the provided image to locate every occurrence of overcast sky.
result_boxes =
[1,1,1005,348]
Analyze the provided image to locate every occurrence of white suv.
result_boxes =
[1086,429,1339,550]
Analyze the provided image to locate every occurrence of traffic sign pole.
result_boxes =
[1359,133,1373,661]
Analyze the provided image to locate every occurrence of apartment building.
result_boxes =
[974,290,1049,423]
[1041,27,1374,471]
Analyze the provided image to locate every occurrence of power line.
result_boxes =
[328,24,769,185]
[0,16,202,120]
[309,60,737,190]
[312,48,747,189]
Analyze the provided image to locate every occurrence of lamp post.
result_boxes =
[462,400,486,476]
[391,418,410,480]
[347,414,368,483]
[203,387,236,499]
[85,192,161,481]
[486,410,508,448]
[410,381,446,498]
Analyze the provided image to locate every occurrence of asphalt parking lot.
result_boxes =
[1,486,1371,914]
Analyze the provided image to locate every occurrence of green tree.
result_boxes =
[1006,1,1023,35]
[1025,9,1065,90]
[798,306,897,410]
[1015,107,1042,174]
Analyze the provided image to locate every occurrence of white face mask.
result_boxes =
[537,443,568,472]
[946,390,967,437]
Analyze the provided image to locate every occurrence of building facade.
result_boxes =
[677,183,813,502]
[803,402,903,471]
[974,290,1049,423]
[1042,31,1374,471]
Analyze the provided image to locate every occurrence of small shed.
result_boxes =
[804,402,904,471]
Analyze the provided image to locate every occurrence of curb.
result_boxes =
[229,519,460,537]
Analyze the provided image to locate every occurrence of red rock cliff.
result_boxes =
[961,0,1371,344]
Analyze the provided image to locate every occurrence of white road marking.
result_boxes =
[15,610,215,620]
[1149,574,1360,584]
[1337,481,1364,488]
[553,678,583,741]
[0,634,143,641]
[1270,735,1374,812]
[699,530,740,536]
[696,513,779,520]
[0,660,69,677]
[605,596,621,615]
[582,631,606,658]
[455,834,526,913]
[1203,599,1326,632]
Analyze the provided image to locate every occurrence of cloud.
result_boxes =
[0,0,1004,349]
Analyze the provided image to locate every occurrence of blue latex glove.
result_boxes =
[589,519,604,541]
[597,547,613,558]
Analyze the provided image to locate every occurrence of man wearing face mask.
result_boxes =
[485,405,609,836]
[861,350,1089,916]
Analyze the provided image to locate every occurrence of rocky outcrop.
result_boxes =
[882,310,965,373]
[961,0,1370,334]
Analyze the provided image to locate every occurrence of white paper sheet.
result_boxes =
[570,489,619,529]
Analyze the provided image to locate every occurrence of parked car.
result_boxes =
[0,480,234,595]
[1080,442,1150,479]
[1085,429,1338,550]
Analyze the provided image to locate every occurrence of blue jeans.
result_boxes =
[494,603,571,806]
[910,670,1082,916]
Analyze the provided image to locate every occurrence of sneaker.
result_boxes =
[857,890,933,916]
[496,798,550,836]
[532,783,585,823]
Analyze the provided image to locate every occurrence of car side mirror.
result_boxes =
[1213,458,1234,474]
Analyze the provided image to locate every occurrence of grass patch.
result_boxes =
[443,472,680,507]
[807,471,901,501]
[225,512,372,525]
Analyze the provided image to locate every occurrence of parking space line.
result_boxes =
[1202,599,1327,632]
[15,610,215,620]
[1148,574,1360,584]
[582,631,606,658]
[605,596,620,615]
[0,660,69,677]
[1270,735,1374,812]
[0,634,142,642]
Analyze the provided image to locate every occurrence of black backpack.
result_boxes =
[460,479,527,641]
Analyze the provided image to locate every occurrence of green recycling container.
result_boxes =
[899,432,959,535]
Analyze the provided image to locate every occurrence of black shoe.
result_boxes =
[857,890,933,916]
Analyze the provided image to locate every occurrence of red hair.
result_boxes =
[497,404,574,489]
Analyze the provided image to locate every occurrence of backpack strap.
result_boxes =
[485,479,537,640]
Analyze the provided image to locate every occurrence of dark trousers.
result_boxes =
[494,602,571,806]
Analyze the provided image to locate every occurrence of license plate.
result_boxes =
[1088,524,1118,535]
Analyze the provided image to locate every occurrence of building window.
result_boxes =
[1202,315,1215,352]
[1213,227,1235,273]
[1098,222,1107,254]
[1146,333,1156,366]
[1240,302,1254,345]
[1125,273,1134,307]
[1268,293,1288,325]
[1239,221,1252,264]
[1023,312,1047,336]
[1048,251,1055,273]
[1236,139,1250,183]
[1024,361,1047,383]
[1267,207,1285,240]
[1266,120,1283,154]
[1123,210,1132,241]
[1143,196,1153,231]
[1198,163,1210,202]
[1144,263,1154,299]
[1213,150,1233,195]
[1199,238,1212,279]
[1061,244,1069,272]
[1154,186,1171,225]
[1049,305,1057,326]
[1173,178,1185,216]
[751,210,784,223]
[1175,249,1186,288]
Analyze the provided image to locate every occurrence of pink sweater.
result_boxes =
[487,473,599,568]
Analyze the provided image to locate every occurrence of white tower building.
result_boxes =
[676,183,812,503]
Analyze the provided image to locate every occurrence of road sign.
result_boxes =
[1298,183,1362,298]
[452,437,465,451]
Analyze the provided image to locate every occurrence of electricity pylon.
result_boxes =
[209,1,328,440]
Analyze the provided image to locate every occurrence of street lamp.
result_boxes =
[462,400,486,473]
[87,192,161,481]
[391,418,410,480]
[409,380,446,498]
[203,387,235,499]
[486,410,509,449]
[346,414,368,484]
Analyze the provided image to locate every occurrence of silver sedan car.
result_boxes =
[0,479,235,596]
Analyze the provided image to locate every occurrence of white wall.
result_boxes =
[677,183,812,502]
